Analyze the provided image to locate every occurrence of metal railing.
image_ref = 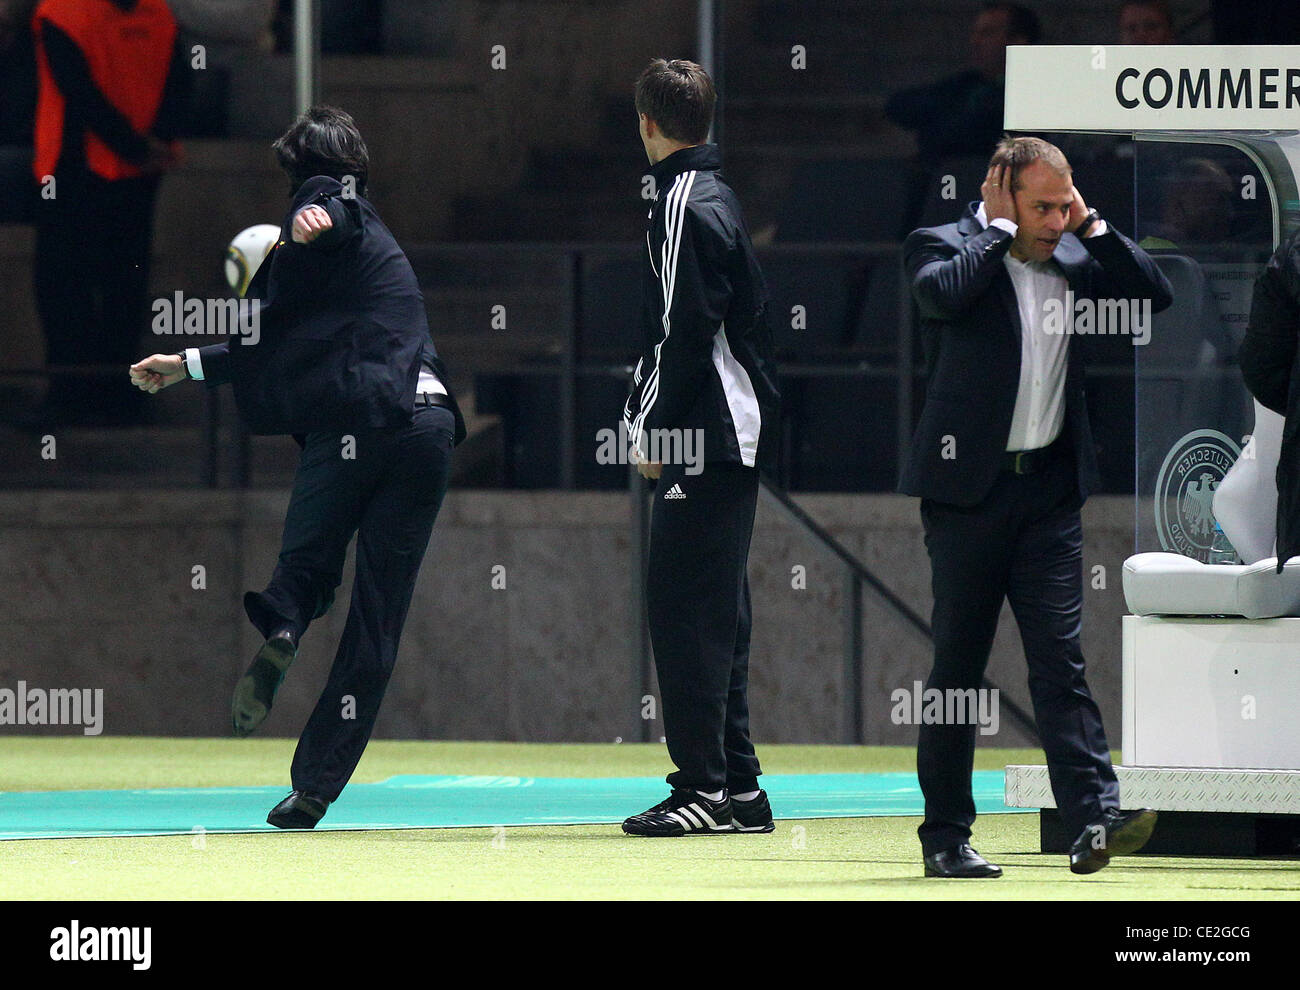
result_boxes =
[622,464,1040,745]
[761,477,1038,744]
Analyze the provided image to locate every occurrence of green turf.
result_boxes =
[0,737,1048,789]
[0,738,1296,900]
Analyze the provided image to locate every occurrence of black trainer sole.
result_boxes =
[232,636,296,738]
[621,816,736,837]
[621,824,737,837]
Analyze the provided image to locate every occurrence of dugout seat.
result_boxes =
[1122,399,1300,617]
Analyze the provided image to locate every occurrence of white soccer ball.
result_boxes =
[224,223,281,297]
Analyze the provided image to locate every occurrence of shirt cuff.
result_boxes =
[183,348,204,381]
[1084,219,1108,238]
[989,217,1018,236]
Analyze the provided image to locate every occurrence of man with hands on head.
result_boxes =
[899,136,1172,877]
[130,105,465,830]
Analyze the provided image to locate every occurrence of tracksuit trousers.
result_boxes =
[646,460,763,795]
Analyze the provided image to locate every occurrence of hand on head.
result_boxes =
[981,164,1018,225]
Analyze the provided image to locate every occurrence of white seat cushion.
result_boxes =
[1123,552,1300,618]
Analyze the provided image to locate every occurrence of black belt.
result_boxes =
[1002,436,1067,475]
[415,392,453,410]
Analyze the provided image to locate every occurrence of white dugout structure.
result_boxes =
[999,45,1300,855]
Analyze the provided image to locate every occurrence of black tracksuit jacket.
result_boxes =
[622,144,781,472]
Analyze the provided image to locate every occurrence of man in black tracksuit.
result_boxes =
[620,59,782,837]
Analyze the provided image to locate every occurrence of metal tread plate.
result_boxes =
[1005,764,1300,814]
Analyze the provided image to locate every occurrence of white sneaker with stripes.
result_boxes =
[622,789,734,836]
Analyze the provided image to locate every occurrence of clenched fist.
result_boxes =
[292,205,333,244]
[129,353,186,393]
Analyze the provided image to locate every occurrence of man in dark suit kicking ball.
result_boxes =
[129,106,464,829]
[899,136,1172,876]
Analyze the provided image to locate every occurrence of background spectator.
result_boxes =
[26,0,188,427]
[1119,0,1177,44]
[885,2,1042,237]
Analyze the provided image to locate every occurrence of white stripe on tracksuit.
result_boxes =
[630,170,695,458]
[710,322,761,468]
[626,170,763,467]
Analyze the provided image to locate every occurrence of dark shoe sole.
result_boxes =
[924,866,1004,878]
[231,635,296,738]
[267,794,327,829]
[267,807,323,829]
[1106,809,1159,856]
[1071,809,1158,874]
[1070,855,1108,874]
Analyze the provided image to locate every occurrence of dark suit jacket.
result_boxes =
[1239,229,1300,569]
[898,204,1173,507]
[198,175,466,445]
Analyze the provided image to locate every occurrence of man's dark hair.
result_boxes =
[634,58,716,145]
[272,105,369,194]
[983,2,1043,44]
[989,134,1071,192]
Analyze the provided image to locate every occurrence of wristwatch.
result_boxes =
[1076,209,1100,238]
[173,352,188,379]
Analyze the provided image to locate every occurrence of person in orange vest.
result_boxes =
[26,0,187,427]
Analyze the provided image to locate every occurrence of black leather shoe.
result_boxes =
[231,627,298,737]
[1070,808,1158,874]
[267,790,329,829]
[923,844,1003,878]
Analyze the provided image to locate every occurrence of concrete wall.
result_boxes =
[0,487,1135,749]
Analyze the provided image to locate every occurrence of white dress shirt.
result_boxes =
[973,202,1107,452]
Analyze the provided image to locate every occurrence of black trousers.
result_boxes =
[647,460,763,794]
[33,172,158,417]
[917,445,1119,856]
[243,404,456,803]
